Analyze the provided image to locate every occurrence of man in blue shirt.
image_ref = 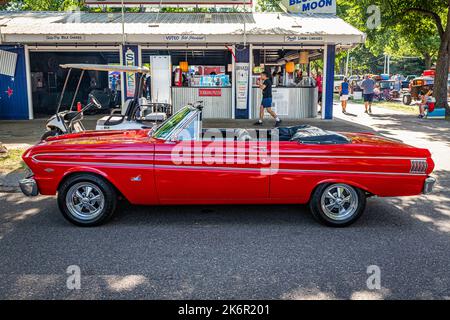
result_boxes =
[361,75,376,114]
[254,71,282,127]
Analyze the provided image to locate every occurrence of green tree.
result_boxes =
[1,0,83,10]
[339,0,449,114]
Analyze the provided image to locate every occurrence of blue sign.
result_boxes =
[281,0,336,14]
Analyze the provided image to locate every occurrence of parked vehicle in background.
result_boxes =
[405,75,418,82]
[334,75,345,93]
[20,105,435,228]
[422,70,436,77]
[374,80,398,101]
[348,75,360,83]
[402,76,434,105]
[41,93,103,140]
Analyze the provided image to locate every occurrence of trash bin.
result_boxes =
[353,90,363,100]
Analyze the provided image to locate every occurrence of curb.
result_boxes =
[0,185,21,193]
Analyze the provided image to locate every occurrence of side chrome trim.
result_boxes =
[32,152,427,161]
[31,156,427,177]
[155,165,426,176]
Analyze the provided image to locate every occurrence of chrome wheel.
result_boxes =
[320,184,358,221]
[66,182,105,221]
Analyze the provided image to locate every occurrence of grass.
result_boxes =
[0,148,27,172]
[334,94,417,114]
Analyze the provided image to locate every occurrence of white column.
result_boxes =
[138,44,142,66]
[119,44,126,114]
[248,43,253,120]
[322,45,327,120]
[24,45,34,120]
[231,44,236,119]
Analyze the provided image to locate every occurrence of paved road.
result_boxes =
[0,104,449,299]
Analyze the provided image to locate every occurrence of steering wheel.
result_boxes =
[88,93,102,109]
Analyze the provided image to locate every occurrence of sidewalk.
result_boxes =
[0,115,373,148]
[333,101,450,171]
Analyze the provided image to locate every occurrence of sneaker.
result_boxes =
[275,120,282,127]
[364,110,369,114]
[254,121,263,126]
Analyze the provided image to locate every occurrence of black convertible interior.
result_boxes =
[202,125,350,145]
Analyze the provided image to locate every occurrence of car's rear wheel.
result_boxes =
[309,183,366,227]
[58,174,117,227]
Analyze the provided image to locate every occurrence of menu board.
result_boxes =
[235,63,249,110]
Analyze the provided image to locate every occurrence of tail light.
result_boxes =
[410,159,428,174]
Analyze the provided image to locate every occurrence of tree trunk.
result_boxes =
[423,53,432,70]
[434,36,450,115]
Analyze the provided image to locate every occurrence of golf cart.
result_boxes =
[402,76,434,105]
[41,64,172,139]
[94,64,173,130]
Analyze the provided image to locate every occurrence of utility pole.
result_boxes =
[387,54,390,75]
[345,50,350,76]
[121,0,126,45]
[350,57,354,77]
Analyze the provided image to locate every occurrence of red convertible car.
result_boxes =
[20,104,435,227]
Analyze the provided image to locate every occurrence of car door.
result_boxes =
[154,128,270,204]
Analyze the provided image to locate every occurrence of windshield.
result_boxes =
[152,107,194,140]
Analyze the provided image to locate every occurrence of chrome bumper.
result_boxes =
[19,177,39,197]
[423,176,436,194]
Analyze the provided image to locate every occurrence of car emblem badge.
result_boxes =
[131,175,142,182]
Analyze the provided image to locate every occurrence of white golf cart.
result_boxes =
[59,64,172,132]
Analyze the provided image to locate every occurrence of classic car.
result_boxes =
[403,76,434,105]
[20,104,436,228]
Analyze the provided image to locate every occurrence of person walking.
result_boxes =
[361,75,375,114]
[316,72,323,114]
[340,77,350,113]
[254,71,282,127]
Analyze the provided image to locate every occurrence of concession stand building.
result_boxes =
[0,0,364,120]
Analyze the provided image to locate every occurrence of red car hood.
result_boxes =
[44,129,152,145]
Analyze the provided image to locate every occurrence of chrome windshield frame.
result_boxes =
[150,105,200,141]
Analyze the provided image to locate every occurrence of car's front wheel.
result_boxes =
[309,183,366,227]
[58,174,117,227]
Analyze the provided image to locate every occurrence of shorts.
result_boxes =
[261,98,272,108]
[340,94,349,101]
[363,93,374,102]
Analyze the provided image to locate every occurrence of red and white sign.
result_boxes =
[86,0,252,5]
[199,88,222,97]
